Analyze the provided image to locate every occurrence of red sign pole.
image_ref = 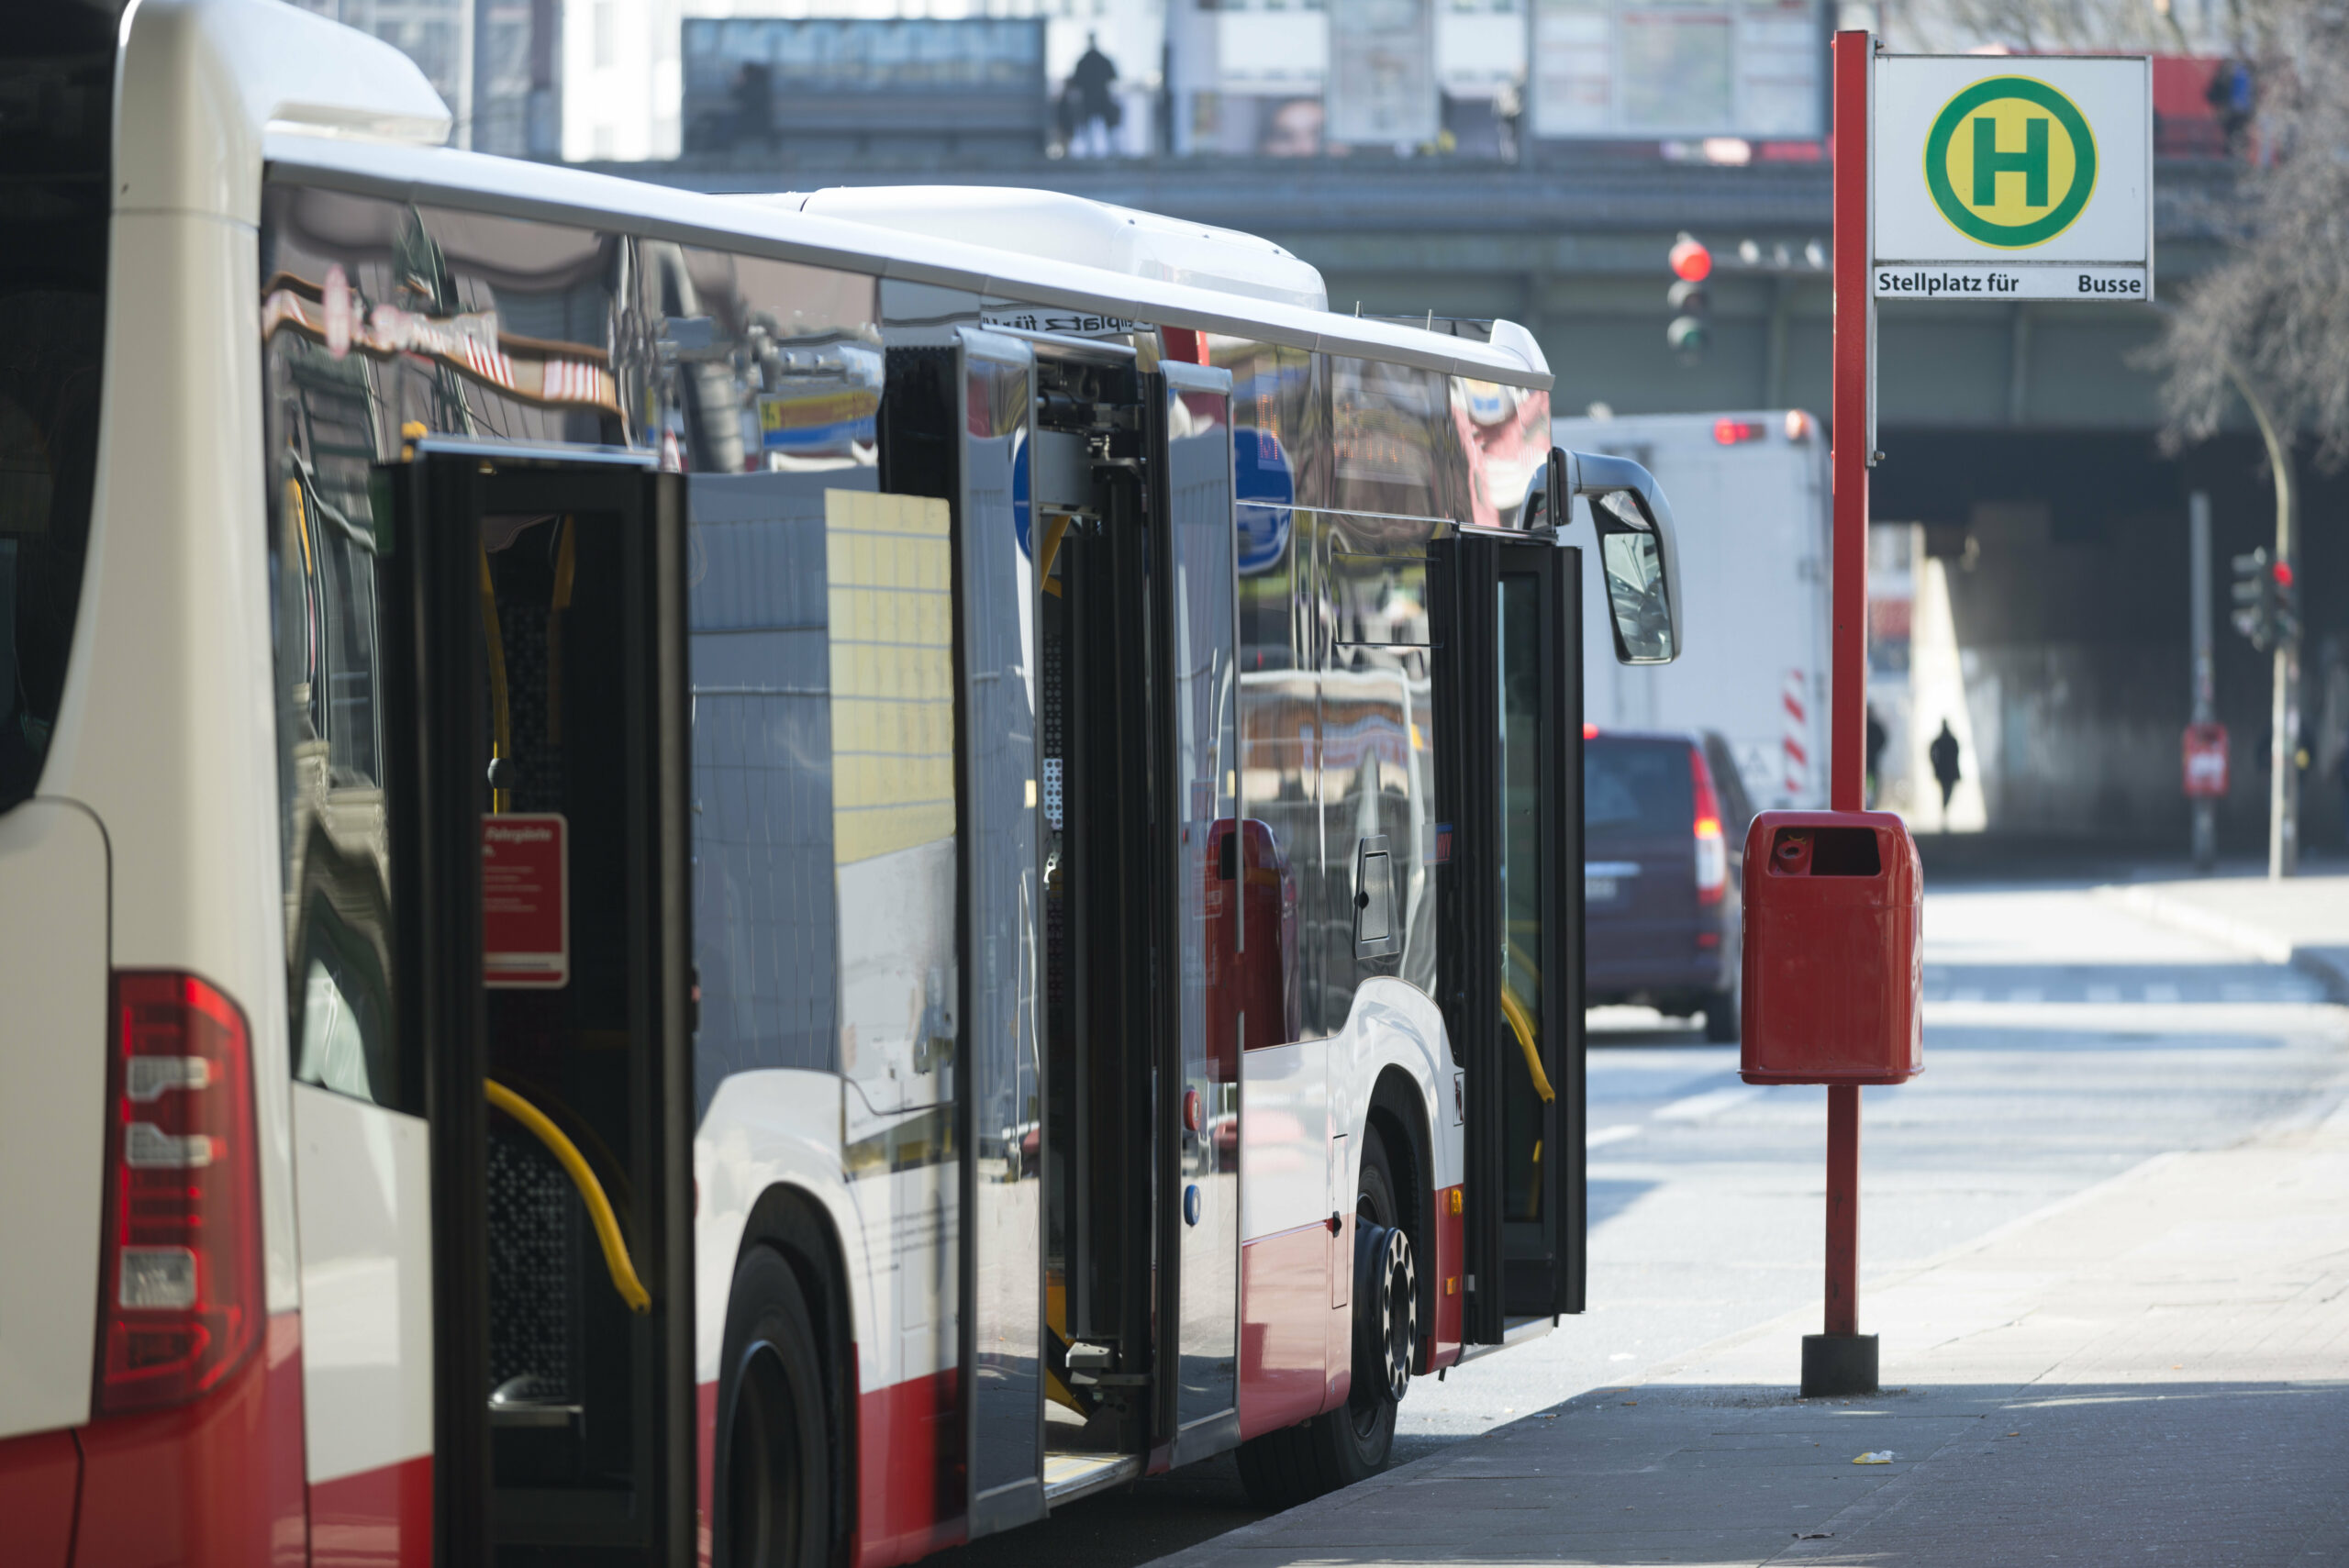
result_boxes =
[1825,29,1872,1355]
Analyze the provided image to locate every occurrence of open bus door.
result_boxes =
[879,329,1243,1536]
[1151,357,1242,1466]
[952,329,1051,1537]
[1441,447,1683,1345]
[376,443,696,1565]
[1435,521,1586,1343]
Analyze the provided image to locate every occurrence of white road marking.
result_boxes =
[1654,1085,1762,1122]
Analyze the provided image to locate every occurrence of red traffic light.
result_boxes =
[2275,561,2295,588]
[1669,236,1712,282]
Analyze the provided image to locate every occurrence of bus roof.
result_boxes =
[263,135,1553,390]
[767,186,1330,315]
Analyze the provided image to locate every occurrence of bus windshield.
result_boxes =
[0,3,116,810]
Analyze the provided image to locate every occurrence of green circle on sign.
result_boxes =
[1924,76,2098,249]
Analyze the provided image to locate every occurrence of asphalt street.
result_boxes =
[929,875,2349,1568]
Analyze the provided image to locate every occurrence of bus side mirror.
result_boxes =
[1542,446,1681,666]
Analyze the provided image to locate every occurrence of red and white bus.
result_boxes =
[0,4,1684,1565]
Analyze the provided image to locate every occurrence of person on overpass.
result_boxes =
[2205,59,2255,156]
[1930,719,1962,815]
[1065,35,1120,158]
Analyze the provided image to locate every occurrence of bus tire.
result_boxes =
[716,1245,833,1568]
[1235,1127,1406,1510]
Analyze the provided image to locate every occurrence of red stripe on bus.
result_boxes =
[1430,1184,1464,1371]
[308,1452,432,1568]
[73,1309,307,1568]
[697,1379,718,1567]
[852,1365,964,1568]
[1323,1210,1353,1414]
[1238,1223,1330,1440]
[0,1427,80,1568]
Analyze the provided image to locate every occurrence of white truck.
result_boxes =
[1554,408,1832,811]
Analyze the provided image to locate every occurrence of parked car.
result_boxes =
[1585,727,1753,1040]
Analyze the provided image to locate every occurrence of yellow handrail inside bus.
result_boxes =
[1498,984,1555,1104]
[485,1079,651,1314]
[1038,511,1074,598]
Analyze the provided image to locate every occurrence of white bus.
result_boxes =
[0,5,1682,1566]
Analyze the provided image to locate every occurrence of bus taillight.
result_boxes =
[95,973,262,1415]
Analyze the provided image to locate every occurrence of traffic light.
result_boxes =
[1666,232,1711,362]
[2232,547,2299,651]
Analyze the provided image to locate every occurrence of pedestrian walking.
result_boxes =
[2315,634,2349,845]
[1064,35,1120,158]
[1865,705,1887,808]
[1929,718,1961,815]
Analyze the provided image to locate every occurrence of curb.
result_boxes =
[2098,884,2349,1004]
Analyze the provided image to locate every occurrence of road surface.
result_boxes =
[928,877,2349,1568]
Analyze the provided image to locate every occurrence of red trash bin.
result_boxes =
[1739,809,1922,1086]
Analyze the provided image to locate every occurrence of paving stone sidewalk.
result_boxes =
[1148,1095,2349,1568]
[2103,872,2349,1001]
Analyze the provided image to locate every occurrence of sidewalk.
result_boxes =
[2102,870,2349,1001]
[1148,1095,2349,1568]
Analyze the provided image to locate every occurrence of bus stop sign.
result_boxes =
[1874,54,2152,302]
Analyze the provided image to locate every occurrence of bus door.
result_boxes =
[952,329,1050,1536]
[376,444,696,1565]
[939,330,1241,1512]
[1152,360,1241,1464]
[1433,527,1586,1343]
[1024,333,1159,1496]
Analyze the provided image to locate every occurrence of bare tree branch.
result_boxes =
[2147,0,2349,468]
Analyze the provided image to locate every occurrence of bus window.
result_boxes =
[1332,358,1464,522]
[684,466,855,1107]
[1322,529,1438,1031]
[1497,573,1546,1227]
[0,12,110,813]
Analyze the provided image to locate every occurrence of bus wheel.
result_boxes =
[1236,1127,1409,1508]
[717,1246,833,1568]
